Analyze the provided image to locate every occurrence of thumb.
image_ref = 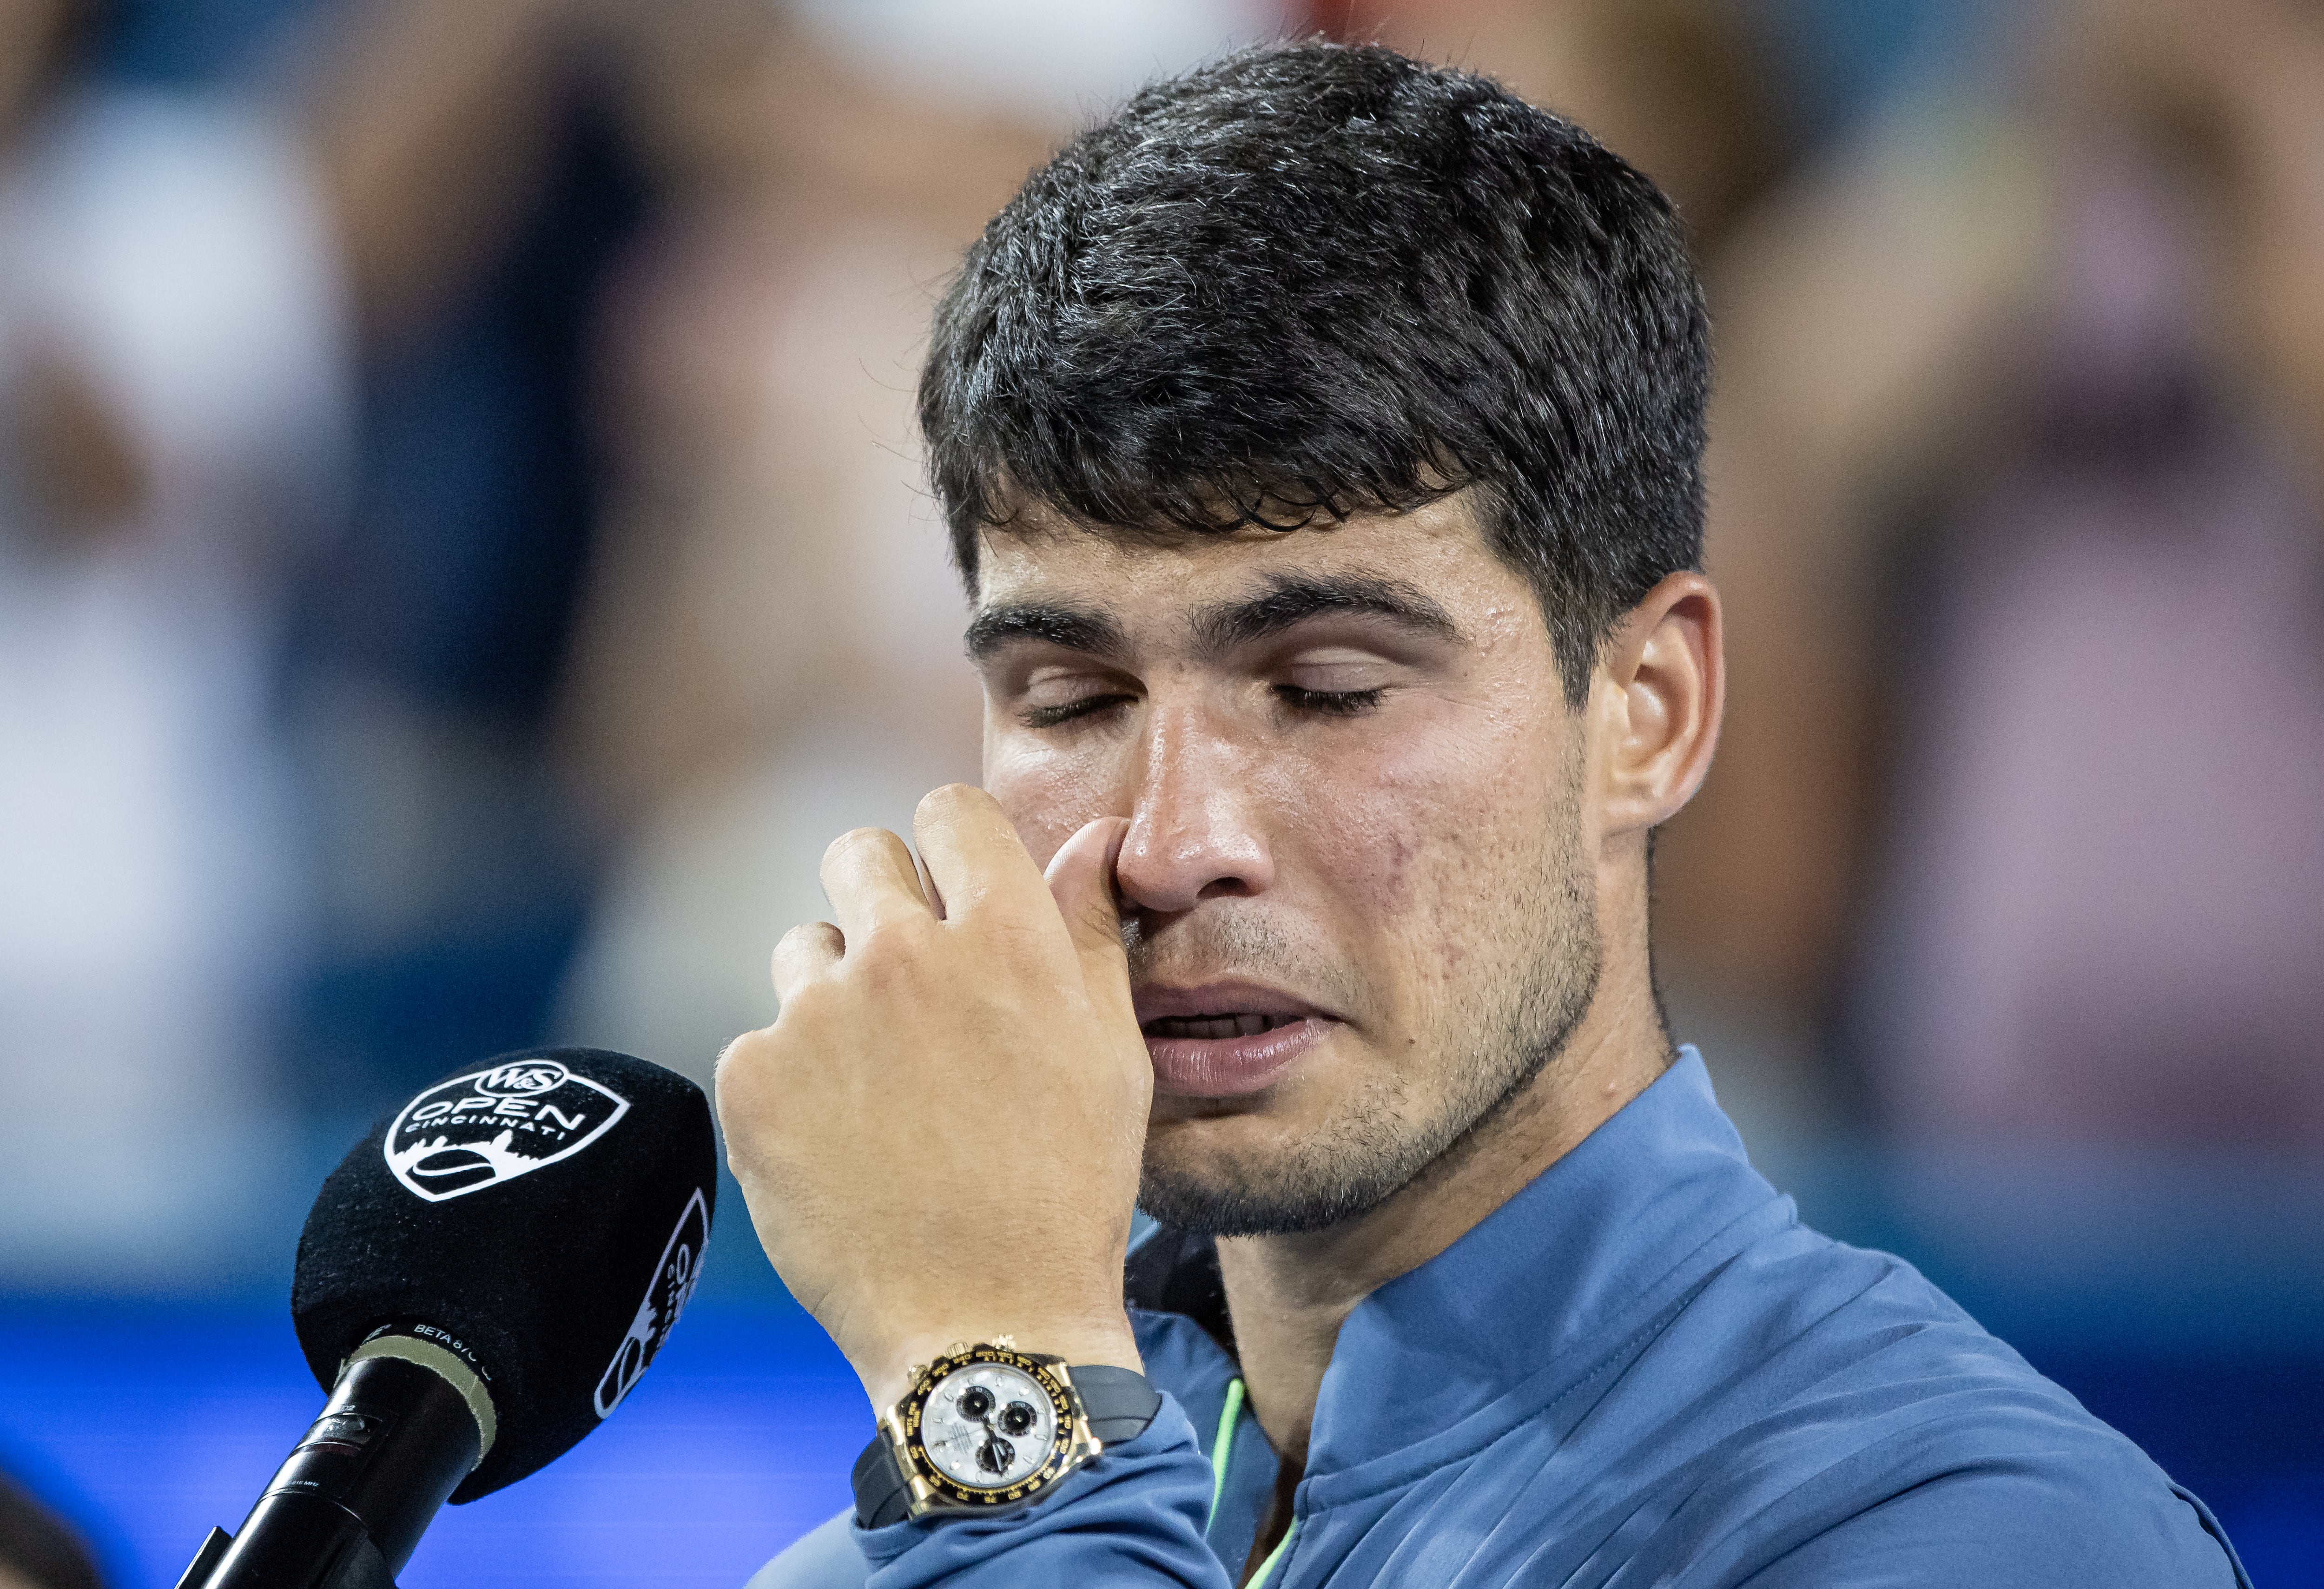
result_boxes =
[1045,816,1134,1012]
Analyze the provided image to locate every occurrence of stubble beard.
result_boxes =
[1135,785,1603,1238]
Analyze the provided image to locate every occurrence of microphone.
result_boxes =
[176,1047,717,1589]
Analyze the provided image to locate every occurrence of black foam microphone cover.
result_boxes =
[292,1047,716,1502]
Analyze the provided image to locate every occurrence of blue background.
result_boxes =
[5,1161,2320,1589]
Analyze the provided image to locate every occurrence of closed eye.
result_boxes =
[1018,693,1136,730]
[1275,684,1386,717]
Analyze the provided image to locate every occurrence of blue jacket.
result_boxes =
[751,1051,2248,1587]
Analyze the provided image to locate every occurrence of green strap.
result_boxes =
[1210,1379,1298,1588]
[1245,1518,1299,1589]
[1208,1376,1247,1528]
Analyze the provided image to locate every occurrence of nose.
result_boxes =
[1115,703,1275,915]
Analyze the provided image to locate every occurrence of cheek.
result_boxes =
[983,733,1118,870]
[1287,708,1560,984]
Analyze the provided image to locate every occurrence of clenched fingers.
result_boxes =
[912,784,1053,926]
[819,826,930,946]
[771,919,845,1004]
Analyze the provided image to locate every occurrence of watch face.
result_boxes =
[898,1346,1080,1506]
[920,1361,1058,1490]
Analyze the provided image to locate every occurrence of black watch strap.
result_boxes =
[853,1435,914,1530]
[1065,1365,1165,1443]
[852,1365,1162,1529]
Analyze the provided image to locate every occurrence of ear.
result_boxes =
[1591,571,1723,837]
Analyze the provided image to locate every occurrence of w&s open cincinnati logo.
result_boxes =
[594,1187,709,1418]
[384,1059,630,1202]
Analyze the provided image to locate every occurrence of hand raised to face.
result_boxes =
[715,785,1148,1409]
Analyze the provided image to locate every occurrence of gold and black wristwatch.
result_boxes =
[852,1341,1161,1527]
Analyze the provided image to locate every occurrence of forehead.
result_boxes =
[972,493,1535,630]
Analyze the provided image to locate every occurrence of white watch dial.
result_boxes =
[920,1362,1058,1490]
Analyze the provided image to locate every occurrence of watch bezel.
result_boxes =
[885,1344,1093,1513]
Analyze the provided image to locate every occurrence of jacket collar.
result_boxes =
[1126,1049,1791,1482]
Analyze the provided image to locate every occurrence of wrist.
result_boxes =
[862,1317,1143,1412]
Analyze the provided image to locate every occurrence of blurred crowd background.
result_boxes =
[1,0,2319,1584]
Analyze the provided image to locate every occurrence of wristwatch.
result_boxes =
[852,1341,1161,1527]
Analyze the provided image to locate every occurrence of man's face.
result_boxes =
[973,495,1602,1235]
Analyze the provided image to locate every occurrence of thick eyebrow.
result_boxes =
[1190,572,1465,656]
[964,602,1129,663]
